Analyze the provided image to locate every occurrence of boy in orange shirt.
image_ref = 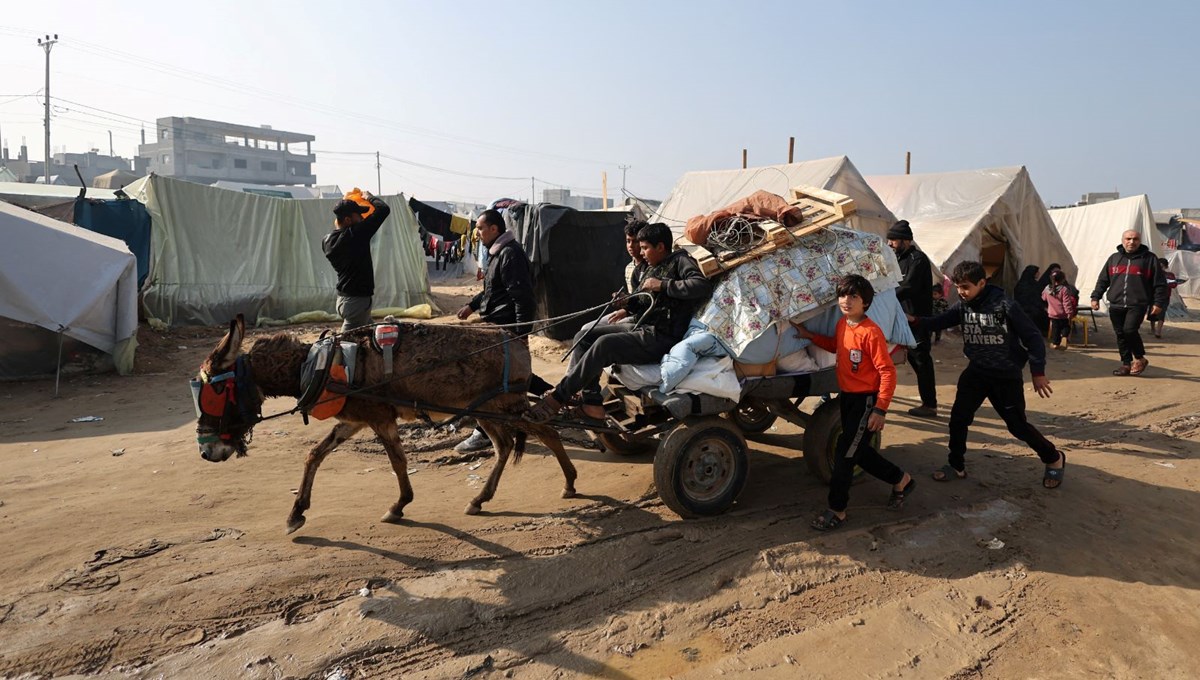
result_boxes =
[793,275,915,531]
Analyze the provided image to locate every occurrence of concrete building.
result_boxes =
[542,188,614,210]
[1,140,46,183]
[1079,191,1119,206]
[51,150,132,186]
[136,117,316,186]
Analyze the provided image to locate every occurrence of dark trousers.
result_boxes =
[1049,318,1071,346]
[1109,305,1148,365]
[829,392,904,512]
[555,326,675,405]
[907,329,938,408]
[948,367,1059,471]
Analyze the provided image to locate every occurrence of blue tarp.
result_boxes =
[73,198,151,288]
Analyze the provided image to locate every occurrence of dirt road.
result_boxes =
[2,285,1198,679]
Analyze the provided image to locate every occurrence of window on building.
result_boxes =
[160,129,169,140]
[211,158,222,169]
[261,161,278,172]
[161,154,171,164]
[234,158,247,169]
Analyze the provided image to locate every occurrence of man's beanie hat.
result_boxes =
[887,219,913,240]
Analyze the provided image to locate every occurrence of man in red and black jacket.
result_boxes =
[1090,230,1169,376]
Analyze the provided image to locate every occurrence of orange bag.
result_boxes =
[344,187,376,219]
[310,364,348,420]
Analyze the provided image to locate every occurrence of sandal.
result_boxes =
[1112,364,1131,376]
[811,509,846,532]
[1043,451,1066,489]
[565,404,609,429]
[523,393,563,424]
[887,477,917,510]
[932,464,967,482]
[1130,358,1149,376]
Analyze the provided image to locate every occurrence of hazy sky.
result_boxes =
[1,1,1196,208]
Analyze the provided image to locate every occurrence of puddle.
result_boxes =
[598,632,725,679]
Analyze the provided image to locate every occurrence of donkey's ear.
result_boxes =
[209,316,246,370]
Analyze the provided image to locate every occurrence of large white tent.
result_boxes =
[0,200,138,377]
[124,175,431,326]
[1167,250,1200,299]
[866,167,1076,290]
[1048,195,1160,304]
[653,156,897,244]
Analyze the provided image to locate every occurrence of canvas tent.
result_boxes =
[654,156,896,245]
[506,203,633,340]
[1167,250,1200,299]
[0,200,138,378]
[0,181,118,210]
[124,174,431,326]
[866,166,1076,290]
[1048,195,1160,307]
[92,169,140,189]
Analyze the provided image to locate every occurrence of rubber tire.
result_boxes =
[726,401,778,434]
[596,431,655,456]
[803,398,878,485]
[654,416,749,519]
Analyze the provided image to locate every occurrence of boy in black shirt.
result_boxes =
[323,192,391,331]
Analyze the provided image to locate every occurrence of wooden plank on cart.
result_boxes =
[697,223,792,277]
[788,185,856,218]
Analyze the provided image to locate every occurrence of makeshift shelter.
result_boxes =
[1048,195,1159,306]
[505,203,633,340]
[653,156,897,245]
[123,175,431,326]
[92,169,139,189]
[1167,250,1200,299]
[866,166,1075,290]
[0,181,117,210]
[0,200,138,378]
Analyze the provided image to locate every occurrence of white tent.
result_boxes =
[124,175,431,326]
[653,156,897,244]
[0,181,118,210]
[1167,250,1200,299]
[866,166,1076,290]
[1048,195,1160,305]
[0,200,138,377]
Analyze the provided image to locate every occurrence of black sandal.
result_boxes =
[887,478,917,510]
[932,464,967,482]
[523,394,562,424]
[811,510,846,532]
[1043,452,1066,489]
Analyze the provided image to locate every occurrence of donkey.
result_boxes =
[194,315,577,533]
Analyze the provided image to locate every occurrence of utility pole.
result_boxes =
[108,130,113,157]
[375,151,381,194]
[37,33,58,184]
[531,177,536,205]
[905,151,911,175]
[788,137,795,164]
[618,164,630,194]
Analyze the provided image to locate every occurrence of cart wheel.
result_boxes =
[654,417,749,518]
[596,431,654,456]
[726,401,778,434]
[803,398,877,484]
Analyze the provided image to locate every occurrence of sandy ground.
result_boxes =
[2,278,1199,679]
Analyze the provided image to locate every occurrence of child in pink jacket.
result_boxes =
[1042,270,1078,349]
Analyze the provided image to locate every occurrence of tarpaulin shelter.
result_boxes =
[0,181,118,210]
[92,169,139,189]
[653,156,897,245]
[1048,195,1159,307]
[505,203,633,340]
[1167,250,1200,299]
[866,167,1076,291]
[0,200,138,378]
[123,174,431,326]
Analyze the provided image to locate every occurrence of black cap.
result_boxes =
[886,219,913,241]
[333,199,370,217]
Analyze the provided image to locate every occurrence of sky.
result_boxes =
[0,0,1196,209]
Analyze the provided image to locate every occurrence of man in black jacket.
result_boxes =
[455,209,553,451]
[323,192,392,332]
[888,220,938,417]
[525,223,713,424]
[1090,230,1168,376]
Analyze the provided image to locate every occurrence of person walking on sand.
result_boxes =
[1042,269,1078,350]
[910,261,1066,489]
[886,220,938,418]
[792,275,916,531]
[1090,230,1168,376]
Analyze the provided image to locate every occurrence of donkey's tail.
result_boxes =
[513,431,528,463]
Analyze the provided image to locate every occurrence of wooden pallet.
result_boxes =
[694,186,858,278]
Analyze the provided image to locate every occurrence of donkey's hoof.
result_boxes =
[380,510,405,525]
[465,503,482,515]
[285,516,306,535]
[562,488,578,499]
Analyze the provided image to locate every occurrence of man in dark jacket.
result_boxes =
[525,223,713,424]
[1090,230,1168,376]
[887,220,938,417]
[455,209,553,451]
[323,192,392,331]
[913,261,1065,489]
